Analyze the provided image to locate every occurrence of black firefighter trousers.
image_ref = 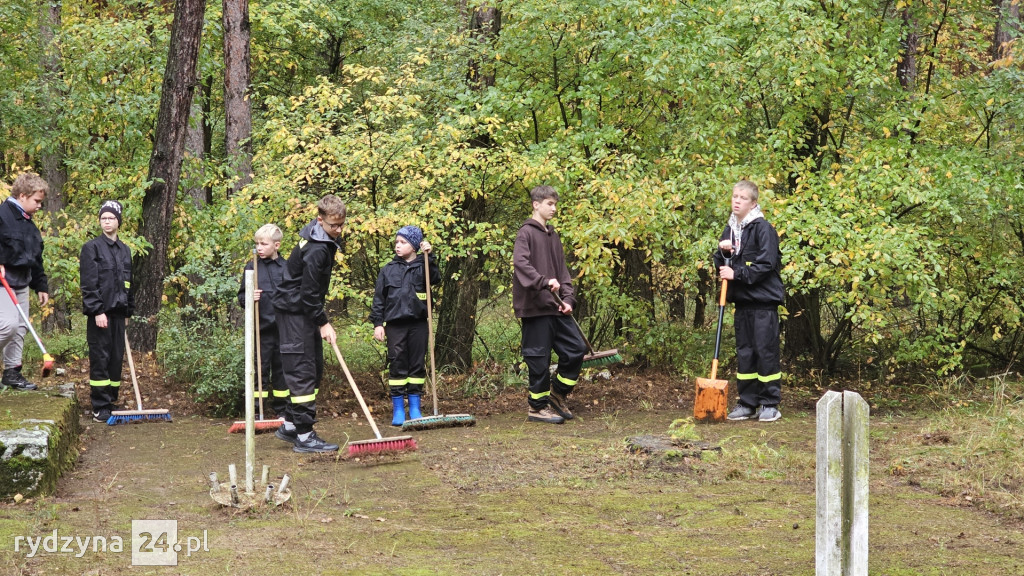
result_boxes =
[87,312,126,413]
[276,311,324,435]
[521,315,587,411]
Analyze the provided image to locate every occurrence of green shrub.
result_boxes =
[157,309,244,416]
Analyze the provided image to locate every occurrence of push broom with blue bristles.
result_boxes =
[108,331,172,425]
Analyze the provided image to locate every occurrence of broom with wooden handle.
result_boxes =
[402,251,475,431]
[330,340,417,456]
[230,252,284,433]
[107,329,172,424]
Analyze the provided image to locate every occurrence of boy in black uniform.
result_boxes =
[369,225,440,426]
[714,180,785,422]
[0,173,50,391]
[271,195,346,453]
[79,200,134,421]
[237,224,287,417]
[512,185,587,424]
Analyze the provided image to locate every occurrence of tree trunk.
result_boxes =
[784,290,824,364]
[990,0,1021,63]
[898,9,918,92]
[435,194,485,371]
[39,1,72,333]
[223,0,252,195]
[433,4,501,372]
[130,0,206,352]
[183,76,208,208]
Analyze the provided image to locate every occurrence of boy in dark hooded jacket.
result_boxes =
[512,185,587,425]
[370,225,440,426]
[713,180,785,423]
[271,195,346,453]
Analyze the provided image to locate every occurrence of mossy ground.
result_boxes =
[2,397,1023,575]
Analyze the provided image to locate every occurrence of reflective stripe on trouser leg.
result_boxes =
[551,315,586,397]
[522,316,568,410]
[89,379,116,413]
[385,320,428,396]
[260,325,288,417]
[734,307,782,408]
[277,311,319,434]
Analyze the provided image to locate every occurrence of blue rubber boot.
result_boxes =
[391,396,406,427]
[408,394,422,420]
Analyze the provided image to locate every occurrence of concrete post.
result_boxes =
[816,390,869,576]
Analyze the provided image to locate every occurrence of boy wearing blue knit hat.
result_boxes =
[370,225,440,426]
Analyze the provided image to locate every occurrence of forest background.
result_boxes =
[0,0,1021,411]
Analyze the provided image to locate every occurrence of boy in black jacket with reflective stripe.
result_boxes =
[271,195,346,453]
[713,180,785,423]
[369,225,440,426]
[79,200,134,422]
[237,224,287,417]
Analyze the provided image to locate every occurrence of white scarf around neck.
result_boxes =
[727,205,764,255]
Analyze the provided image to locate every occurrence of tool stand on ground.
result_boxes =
[210,270,291,508]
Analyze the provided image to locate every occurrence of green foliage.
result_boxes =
[157,310,244,416]
[1,0,1022,395]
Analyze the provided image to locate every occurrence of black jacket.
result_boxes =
[0,198,48,292]
[713,218,785,308]
[237,256,286,329]
[370,253,440,326]
[79,234,134,316]
[512,218,575,318]
[271,220,340,327]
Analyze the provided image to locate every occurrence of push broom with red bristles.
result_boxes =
[329,341,416,457]
[229,256,283,434]
[1,274,54,377]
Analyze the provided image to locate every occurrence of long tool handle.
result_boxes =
[423,254,438,416]
[124,330,144,411]
[709,257,731,380]
[330,340,384,440]
[550,291,596,355]
[252,250,265,421]
[0,274,48,355]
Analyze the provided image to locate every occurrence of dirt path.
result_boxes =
[3,405,1023,575]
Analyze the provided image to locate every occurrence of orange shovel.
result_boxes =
[694,261,729,421]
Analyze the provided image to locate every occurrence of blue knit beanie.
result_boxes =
[396,225,423,251]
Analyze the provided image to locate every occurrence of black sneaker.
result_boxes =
[2,368,37,391]
[92,410,112,423]
[292,431,339,453]
[274,425,298,445]
[549,391,574,420]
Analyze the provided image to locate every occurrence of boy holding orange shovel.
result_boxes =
[714,180,785,422]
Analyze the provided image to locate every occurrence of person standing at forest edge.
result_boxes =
[0,173,50,391]
[271,195,346,453]
[237,224,288,418]
[513,185,587,424]
[80,200,134,421]
[714,180,785,423]
[370,225,440,426]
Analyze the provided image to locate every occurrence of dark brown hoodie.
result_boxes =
[512,218,575,318]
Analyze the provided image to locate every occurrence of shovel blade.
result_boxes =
[694,377,729,422]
